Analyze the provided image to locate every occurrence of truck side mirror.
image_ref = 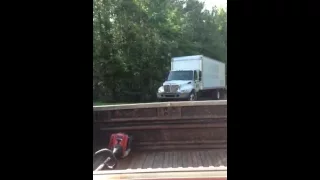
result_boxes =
[164,72,169,81]
[199,77,202,81]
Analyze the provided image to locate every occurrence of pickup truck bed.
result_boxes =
[93,149,227,180]
[95,149,226,170]
[93,101,227,179]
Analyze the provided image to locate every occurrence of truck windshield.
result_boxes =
[167,71,193,81]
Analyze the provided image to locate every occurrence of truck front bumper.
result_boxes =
[157,92,190,99]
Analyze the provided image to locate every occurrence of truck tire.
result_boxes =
[212,90,220,100]
[216,90,220,100]
[188,91,197,101]
[220,89,227,100]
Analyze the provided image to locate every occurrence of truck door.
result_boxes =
[199,70,202,89]
[194,70,200,92]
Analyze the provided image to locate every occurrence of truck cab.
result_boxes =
[157,70,201,101]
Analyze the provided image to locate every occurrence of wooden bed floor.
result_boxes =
[116,149,227,170]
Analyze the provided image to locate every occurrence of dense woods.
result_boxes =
[93,0,227,103]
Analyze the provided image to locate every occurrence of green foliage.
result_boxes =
[93,0,227,103]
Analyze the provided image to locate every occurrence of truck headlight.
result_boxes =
[158,86,164,93]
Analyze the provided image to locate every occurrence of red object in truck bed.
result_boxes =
[108,133,130,157]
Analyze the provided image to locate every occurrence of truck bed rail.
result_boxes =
[93,166,227,180]
[93,100,227,111]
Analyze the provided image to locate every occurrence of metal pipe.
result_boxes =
[93,149,117,171]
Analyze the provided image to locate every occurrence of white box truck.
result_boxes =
[157,55,226,101]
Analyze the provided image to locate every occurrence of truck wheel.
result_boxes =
[216,90,220,100]
[212,90,220,100]
[188,91,197,101]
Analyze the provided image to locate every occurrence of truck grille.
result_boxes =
[164,85,179,93]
